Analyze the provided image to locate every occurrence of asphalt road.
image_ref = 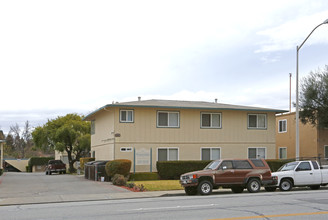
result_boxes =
[2,188,328,220]
[2,172,328,219]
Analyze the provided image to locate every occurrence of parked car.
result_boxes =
[180,159,277,195]
[271,160,328,191]
[45,160,66,175]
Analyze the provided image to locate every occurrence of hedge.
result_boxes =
[28,157,54,167]
[129,172,159,181]
[105,159,132,178]
[80,157,95,170]
[0,168,2,176]
[266,159,295,172]
[156,160,212,180]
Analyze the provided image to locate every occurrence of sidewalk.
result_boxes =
[0,190,186,206]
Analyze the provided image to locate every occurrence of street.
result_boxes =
[1,172,328,219]
[2,188,328,220]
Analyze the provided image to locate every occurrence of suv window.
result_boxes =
[233,160,252,169]
[251,159,265,167]
[219,161,233,169]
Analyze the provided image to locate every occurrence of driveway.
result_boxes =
[0,172,131,205]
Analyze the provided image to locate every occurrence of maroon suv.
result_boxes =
[45,160,66,175]
[180,159,277,195]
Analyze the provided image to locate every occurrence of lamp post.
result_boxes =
[296,19,328,160]
[0,130,5,170]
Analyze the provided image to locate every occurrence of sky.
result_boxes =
[1,0,328,134]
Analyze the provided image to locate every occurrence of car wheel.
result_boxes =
[231,186,244,193]
[49,171,52,175]
[184,186,198,195]
[247,178,261,193]
[197,180,213,195]
[264,187,277,192]
[310,185,320,190]
[279,179,292,191]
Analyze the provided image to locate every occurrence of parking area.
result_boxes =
[0,172,131,203]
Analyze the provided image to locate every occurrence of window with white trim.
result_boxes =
[248,147,266,159]
[157,148,178,161]
[201,113,221,128]
[278,119,287,133]
[279,147,287,159]
[248,114,266,129]
[201,148,221,160]
[157,111,179,127]
[120,110,134,123]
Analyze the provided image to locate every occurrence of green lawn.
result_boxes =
[129,180,184,191]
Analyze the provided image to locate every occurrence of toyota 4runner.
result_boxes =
[180,159,277,195]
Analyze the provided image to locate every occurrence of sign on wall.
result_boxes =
[135,148,150,165]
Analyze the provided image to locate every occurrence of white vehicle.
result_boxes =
[270,160,328,191]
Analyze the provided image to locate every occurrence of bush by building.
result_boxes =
[156,160,211,180]
[111,174,127,186]
[105,159,131,178]
[80,157,95,170]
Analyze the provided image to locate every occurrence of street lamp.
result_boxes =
[296,19,328,160]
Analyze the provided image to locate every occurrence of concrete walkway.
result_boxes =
[0,172,185,206]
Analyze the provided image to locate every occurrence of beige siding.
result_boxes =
[90,106,277,172]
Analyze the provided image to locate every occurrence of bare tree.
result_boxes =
[9,121,33,158]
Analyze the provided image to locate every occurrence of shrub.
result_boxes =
[266,159,295,172]
[0,168,2,176]
[80,157,95,170]
[156,160,212,180]
[28,157,54,167]
[129,172,159,181]
[112,174,127,186]
[105,159,131,177]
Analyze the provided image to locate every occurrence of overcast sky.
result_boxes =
[1,0,328,134]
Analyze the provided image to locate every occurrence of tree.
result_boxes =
[299,65,328,128]
[32,113,90,172]
[9,121,33,158]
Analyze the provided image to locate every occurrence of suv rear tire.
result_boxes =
[198,180,213,195]
[247,178,261,193]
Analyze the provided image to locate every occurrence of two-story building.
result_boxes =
[276,112,328,162]
[84,99,286,172]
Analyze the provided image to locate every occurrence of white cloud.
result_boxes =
[256,10,328,53]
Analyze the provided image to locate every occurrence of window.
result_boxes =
[248,114,266,129]
[296,162,311,171]
[120,110,134,123]
[157,111,179,127]
[201,148,221,160]
[91,120,95,135]
[251,159,265,167]
[158,148,178,161]
[248,147,266,159]
[279,147,287,159]
[120,147,133,152]
[233,160,253,169]
[325,146,328,159]
[278,119,287,133]
[201,113,221,128]
[311,161,319,170]
[219,160,233,169]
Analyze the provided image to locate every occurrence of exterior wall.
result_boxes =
[111,107,276,172]
[276,112,319,159]
[90,109,115,160]
[318,129,328,159]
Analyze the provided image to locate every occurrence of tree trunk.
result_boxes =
[66,146,76,173]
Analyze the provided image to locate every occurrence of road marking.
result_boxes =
[209,211,328,220]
